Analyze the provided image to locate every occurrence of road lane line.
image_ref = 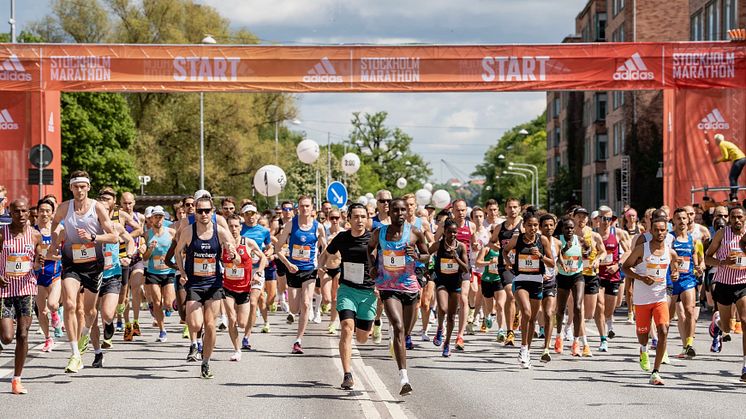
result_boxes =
[0,340,57,378]
[328,338,382,419]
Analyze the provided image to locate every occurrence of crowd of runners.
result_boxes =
[1,173,745,396]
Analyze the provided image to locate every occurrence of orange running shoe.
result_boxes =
[582,344,593,357]
[735,321,743,334]
[133,322,142,337]
[455,336,465,351]
[11,377,27,395]
[554,335,563,354]
[123,323,134,341]
[571,341,580,357]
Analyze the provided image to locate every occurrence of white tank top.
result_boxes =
[62,199,104,264]
[633,241,671,305]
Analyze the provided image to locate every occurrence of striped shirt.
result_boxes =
[0,225,38,297]
[713,226,746,285]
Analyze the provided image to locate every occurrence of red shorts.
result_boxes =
[472,271,482,285]
[634,301,669,335]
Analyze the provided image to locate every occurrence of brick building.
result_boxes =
[546,0,742,213]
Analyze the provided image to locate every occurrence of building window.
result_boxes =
[555,155,561,177]
[596,173,608,205]
[723,0,737,38]
[555,127,561,147]
[613,123,620,156]
[595,12,607,41]
[584,138,591,165]
[620,123,626,153]
[596,134,608,161]
[706,1,719,40]
[613,0,625,17]
[691,12,704,41]
[583,176,592,209]
[595,92,607,122]
[547,157,553,177]
[615,168,623,201]
[553,97,560,118]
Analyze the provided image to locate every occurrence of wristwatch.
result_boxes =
[90,233,97,243]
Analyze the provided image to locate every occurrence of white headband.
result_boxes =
[241,204,258,214]
[69,177,90,186]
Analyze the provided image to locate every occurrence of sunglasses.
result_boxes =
[329,216,340,220]
[196,208,212,214]
[282,207,293,212]
[378,199,391,204]
[223,207,235,211]
[184,202,195,207]
[600,216,613,222]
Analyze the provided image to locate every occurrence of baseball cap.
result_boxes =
[151,206,166,217]
[573,207,589,216]
[194,189,212,201]
[144,206,155,217]
[425,204,436,210]
[590,210,599,219]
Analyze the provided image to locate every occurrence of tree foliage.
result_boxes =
[474,114,547,207]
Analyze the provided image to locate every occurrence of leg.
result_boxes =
[542,296,556,349]
[62,277,82,352]
[436,287,448,332]
[35,288,51,339]
[555,288,570,336]
[330,273,340,326]
[420,281,434,333]
[265,279,277,312]
[445,291,459,345]
[147,284,165,331]
[14,315,33,377]
[382,297,407,370]
[595,290,606,338]
[201,299,221,362]
[296,278,315,340]
[735,296,746,357]
[186,300,204,340]
[224,296,239,351]
[247,289,261,337]
[504,280,516,332]
[457,280,469,337]
[129,269,145,324]
[339,318,355,374]
[515,289,532,346]
[494,289,506,330]
[571,280,585,338]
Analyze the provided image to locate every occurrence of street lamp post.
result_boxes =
[502,170,532,204]
[510,162,540,208]
[508,164,536,207]
[198,34,217,190]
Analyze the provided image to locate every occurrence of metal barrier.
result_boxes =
[690,185,746,204]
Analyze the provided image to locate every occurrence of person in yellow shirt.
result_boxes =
[712,133,746,201]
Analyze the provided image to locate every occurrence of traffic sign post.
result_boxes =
[326,181,348,208]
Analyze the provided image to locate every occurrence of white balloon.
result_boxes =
[357,196,368,205]
[365,193,374,199]
[423,182,433,192]
[432,189,451,208]
[296,139,320,164]
[415,189,432,206]
[254,165,286,197]
[341,153,361,175]
[396,177,407,189]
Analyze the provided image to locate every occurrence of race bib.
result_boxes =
[344,262,365,284]
[562,255,580,272]
[600,253,614,266]
[582,258,591,270]
[383,249,406,271]
[507,249,516,265]
[5,254,31,277]
[72,243,96,263]
[729,247,746,269]
[646,261,668,282]
[224,263,245,281]
[677,256,691,274]
[487,262,500,275]
[194,257,217,277]
[518,253,541,273]
[152,255,169,271]
[440,258,459,275]
[104,251,114,271]
[39,243,50,259]
[291,244,311,262]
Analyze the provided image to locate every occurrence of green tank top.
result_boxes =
[481,248,502,282]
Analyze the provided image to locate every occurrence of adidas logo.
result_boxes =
[698,108,730,130]
[0,109,20,130]
[303,57,343,83]
[0,54,32,81]
[613,52,654,81]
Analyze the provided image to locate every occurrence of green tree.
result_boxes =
[474,114,547,207]
[60,93,139,198]
[349,112,432,194]
[548,166,580,214]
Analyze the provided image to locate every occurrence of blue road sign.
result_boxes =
[326,181,348,208]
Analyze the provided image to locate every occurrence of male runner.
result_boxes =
[319,209,343,334]
[403,193,434,343]
[489,198,524,345]
[275,195,327,354]
[240,202,273,343]
[670,207,702,359]
[0,198,43,394]
[368,198,429,395]
[275,200,295,313]
[622,217,679,385]
[704,205,746,381]
[34,197,63,350]
[596,206,630,351]
[47,172,118,373]
[174,196,238,378]
[320,203,374,389]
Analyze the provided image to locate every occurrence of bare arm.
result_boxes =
[541,236,555,268]
[246,239,268,272]
[273,222,294,269]
[47,203,67,259]
[367,228,381,279]
[217,225,239,264]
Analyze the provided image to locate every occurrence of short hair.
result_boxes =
[181,196,195,205]
[281,200,293,208]
[172,201,183,212]
[297,195,313,203]
[227,213,242,223]
[375,189,392,199]
[69,170,89,181]
[651,217,669,225]
[321,200,331,206]
[221,197,236,206]
[99,186,117,199]
[452,198,467,207]
[539,213,556,225]
[348,203,367,215]
[523,212,539,223]
[673,207,688,216]
[401,193,415,201]
[471,206,484,216]
[195,197,213,208]
[485,199,498,208]
[37,198,55,212]
[598,205,613,214]
[505,197,521,206]
[652,209,668,220]
[729,205,745,215]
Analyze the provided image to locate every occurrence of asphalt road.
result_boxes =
[1,306,745,418]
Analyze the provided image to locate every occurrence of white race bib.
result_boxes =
[344,262,365,284]
[677,256,691,273]
[600,252,614,266]
[562,255,580,272]
[383,249,406,271]
[487,262,500,275]
[194,257,216,277]
[104,251,114,271]
[730,247,746,269]
[5,254,31,277]
[224,263,245,281]
[518,253,540,273]
[440,258,459,275]
[72,243,96,264]
[152,255,168,271]
[292,244,311,262]
[646,261,668,282]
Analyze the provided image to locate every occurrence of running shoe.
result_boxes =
[312,310,322,324]
[598,340,608,352]
[433,328,443,347]
[467,308,475,323]
[685,345,696,359]
[553,336,563,354]
[92,352,103,368]
[496,329,506,343]
[626,312,635,324]
[102,338,113,349]
[187,345,199,362]
[65,354,83,373]
[455,336,465,351]
[709,312,721,338]
[261,323,271,333]
[197,340,203,354]
[466,322,475,336]
[563,324,573,341]
[711,334,722,353]
[442,343,451,357]
[582,345,593,357]
[11,377,28,395]
[486,315,494,330]
[157,330,168,342]
[123,324,133,341]
[541,349,551,363]
[723,333,732,343]
[650,338,658,350]
[399,382,413,396]
[537,327,545,339]
[661,351,670,365]
[182,325,190,339]
[608,330,616,339]
[512,313,520,330]
[242,337,251,350]
[164,309,173,317]
[372,324,382,344]
[321,303,331,314]
[54,326,64,338]
[405,335,414,350]
[519,349,531,369]
[132,322,141,337]
[51,311,61,328]
[286,313,295,325]
[201,363,214,379]
[480,321,488,334]
[639,351,650,371]
[328,324,338,336]
[421,331,430,342]
[735,321,743,334]
[676,348,688,359]
[41,337,54,353]
[649,371,664,385]
[230,351,242,362]
[741,366,746,382]
[571,341,581,357]
[505,330,515,347]
[341,373,354,390]
[78,334,90,355]
[292,342,304,354]
[104,322,115,341]
[269,302,277,313]
[115,320,123,332]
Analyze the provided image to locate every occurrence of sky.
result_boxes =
[1,0,588,183]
